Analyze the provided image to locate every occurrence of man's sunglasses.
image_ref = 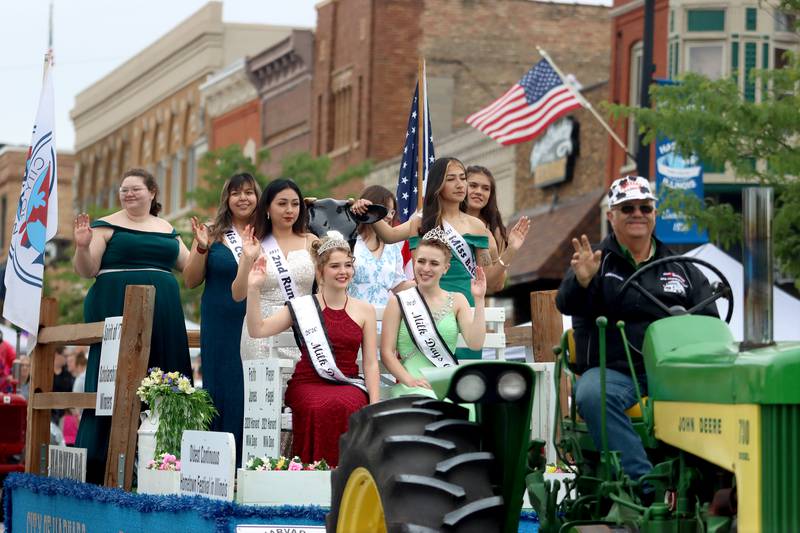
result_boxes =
[618,204,654,215]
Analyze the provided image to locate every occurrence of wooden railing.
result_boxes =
[26,285,155,490]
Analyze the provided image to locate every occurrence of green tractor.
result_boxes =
[327,195,800,532]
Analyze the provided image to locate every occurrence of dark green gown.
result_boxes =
[200,241,245,466]
[409,233,489,360]
[75,221,191,484]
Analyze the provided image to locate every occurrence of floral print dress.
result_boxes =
[348,235,407,306]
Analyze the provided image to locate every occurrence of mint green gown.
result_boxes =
[409,233,488,359]
[389,292,458,399]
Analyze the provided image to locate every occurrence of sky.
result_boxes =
[0,0,613,153]
[0,1,319,152]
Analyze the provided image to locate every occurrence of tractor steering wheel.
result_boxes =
[617,256,734,323]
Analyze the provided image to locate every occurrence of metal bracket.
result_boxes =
[117,453,126,488]
[40,443,48,475]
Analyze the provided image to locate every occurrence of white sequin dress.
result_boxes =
[240,248,315,361]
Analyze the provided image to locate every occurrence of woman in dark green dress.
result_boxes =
[73,168,192,484]
[184,173,260,467]
[351,157,496,359]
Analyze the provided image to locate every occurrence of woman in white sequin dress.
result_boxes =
[232,179,317,361]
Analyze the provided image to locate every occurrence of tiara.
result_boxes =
[421,226,449,245]
[317,230,350,255]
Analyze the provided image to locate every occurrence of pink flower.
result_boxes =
[174,460,181,470]
[164,453,176,463]
[288,460,303,471]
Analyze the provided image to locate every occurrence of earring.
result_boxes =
[267,213,270,220]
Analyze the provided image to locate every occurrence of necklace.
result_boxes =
[321,291,348,310]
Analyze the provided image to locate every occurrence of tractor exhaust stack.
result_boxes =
[741,187,774,349]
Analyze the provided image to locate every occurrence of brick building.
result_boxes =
[338,0,612,319]
[201,58,261,160]
[0,145,75,287]
[70,2,292,220]
[247,29,315,177]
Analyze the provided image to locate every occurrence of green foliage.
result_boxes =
[608,28,800,283]
[190,144,271,211]
[280,152,372,198]
[657,189,742,249]
[137,368,217,457]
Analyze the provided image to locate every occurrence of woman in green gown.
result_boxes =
[380,237,487,398]
[351,157,496,359]
[73,168,192,484]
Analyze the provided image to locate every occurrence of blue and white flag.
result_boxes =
[3,54,58,340]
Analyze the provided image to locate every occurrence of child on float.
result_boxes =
[380,229,487,399]
[246,231,380,466]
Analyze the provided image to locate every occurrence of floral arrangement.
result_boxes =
[245,455,330,472]
[146,453,181,471]
[137,367,217,457]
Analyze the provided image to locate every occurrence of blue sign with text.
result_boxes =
[654,137,709,244]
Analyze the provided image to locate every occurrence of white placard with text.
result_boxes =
[242,358,281,465]
[180,430,236,500]
[95,316,123,416]
[236,527,324,533]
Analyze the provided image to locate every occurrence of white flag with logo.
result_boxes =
[2,54,58,341]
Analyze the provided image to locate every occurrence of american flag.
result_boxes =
[466,59,582,145]
[396,82,435,277]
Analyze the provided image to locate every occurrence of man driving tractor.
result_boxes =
[556,175,720,482]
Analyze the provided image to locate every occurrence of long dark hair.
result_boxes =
[254,178,307,240]
[121,168,161,216]
[419,157,465,236]
[357,185,397,242]
[209,173,261,242]
[463,165,507,246]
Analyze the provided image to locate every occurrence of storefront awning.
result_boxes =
[507,188,605,285]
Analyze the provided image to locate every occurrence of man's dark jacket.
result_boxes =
[556,234,719,376]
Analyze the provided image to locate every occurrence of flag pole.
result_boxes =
[537,47,636,162]
[416,58,425,211]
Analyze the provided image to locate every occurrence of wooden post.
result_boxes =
[25,298,58,474]
[104,285,155,489]
[530,290,563,362]
[530,290,571,425]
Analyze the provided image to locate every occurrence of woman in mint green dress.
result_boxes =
[351,157,496,359]
[73,168,192,484]
[380,238,487,398]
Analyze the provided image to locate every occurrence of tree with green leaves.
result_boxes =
[610,2,800,285]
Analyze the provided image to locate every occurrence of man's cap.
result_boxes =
[607,175,657,208]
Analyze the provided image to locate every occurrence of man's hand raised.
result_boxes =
[571,234,601,288]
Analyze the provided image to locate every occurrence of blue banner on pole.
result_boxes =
[654,137,708,243]
[653,81,709,244]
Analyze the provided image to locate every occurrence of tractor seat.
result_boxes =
[563,329,648,420]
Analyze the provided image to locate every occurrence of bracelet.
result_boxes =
[196,245,208,255]
[498,257,509,268]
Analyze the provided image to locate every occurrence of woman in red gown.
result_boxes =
[246,231,380,466]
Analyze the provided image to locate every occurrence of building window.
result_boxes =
[627,41,643,163]
[171,153,182,213]
[686,43,725,79]
[687,9,725,32]
[746,8,757,31]
[156,161,166,212]
[774,12,796,32]
[332,86,353,151]
[187,140,206,202]
[744,42,757,101]
[775,47,790,69]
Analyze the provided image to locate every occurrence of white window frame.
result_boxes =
[626,41,644,170]
[684,41,727,80]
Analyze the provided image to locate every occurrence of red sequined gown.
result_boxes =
[284,306,368,466]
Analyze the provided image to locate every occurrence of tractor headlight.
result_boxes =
[497,371,526,401]
[454,372,487,402]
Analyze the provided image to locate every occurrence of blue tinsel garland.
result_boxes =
[2,473,328,533]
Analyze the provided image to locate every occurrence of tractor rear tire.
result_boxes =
[327,395,504,533]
